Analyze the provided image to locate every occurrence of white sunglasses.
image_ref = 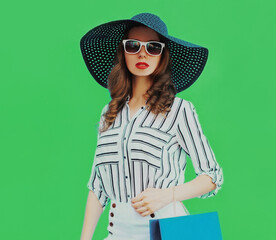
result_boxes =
[122,39,165,56]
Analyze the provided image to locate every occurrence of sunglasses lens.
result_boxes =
[124,40,163,55]
[125,40,140,53]
[147,42,162,55]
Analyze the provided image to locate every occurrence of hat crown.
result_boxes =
[130,12,168,37]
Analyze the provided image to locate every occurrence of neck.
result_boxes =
[130,75,153,104]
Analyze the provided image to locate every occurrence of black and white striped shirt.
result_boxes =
[87,95,224,210]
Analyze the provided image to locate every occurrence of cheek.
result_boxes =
[152,57,161,69]
[124,53,129,65]
[124,54,134,69]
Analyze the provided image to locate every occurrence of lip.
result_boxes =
[135,62,149,69]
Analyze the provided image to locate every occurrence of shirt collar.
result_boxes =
[126,94,149,105]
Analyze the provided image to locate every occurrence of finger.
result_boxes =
[132,199,146,208]
[140,210,152,217]
[131,194,144,204]
[134,206,149,214]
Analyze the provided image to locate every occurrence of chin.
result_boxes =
[131,69,153,76]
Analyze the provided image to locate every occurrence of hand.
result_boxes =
[130,187,173,217]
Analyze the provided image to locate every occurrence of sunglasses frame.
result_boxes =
[122,39,165,56]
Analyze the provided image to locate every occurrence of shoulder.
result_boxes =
[174,98,199,127]
[100,103,109,116]
[174,96,195,110]
[97,104,109,124]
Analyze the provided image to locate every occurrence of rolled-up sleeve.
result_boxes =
[87,104,110,210]
[175,100,224,199]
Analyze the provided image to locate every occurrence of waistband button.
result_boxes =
[112,203,116,208]
[150,213,155,218]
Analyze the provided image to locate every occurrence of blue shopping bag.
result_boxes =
[149,211,223,240]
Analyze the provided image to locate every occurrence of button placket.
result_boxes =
[123,128,131,199]
[123,102,146,201]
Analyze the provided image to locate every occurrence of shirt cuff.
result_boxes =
[195,167,224,199]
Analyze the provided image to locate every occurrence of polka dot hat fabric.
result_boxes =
[80,12,209,93]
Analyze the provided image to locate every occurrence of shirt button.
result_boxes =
[110,212,114,217]
[124,137,126,140]
[127,195,130,197]
[125,175,128,178]
[150,213,155,218]
[124,156,126,159]
[112,203,116,208]
[109,222,113,227]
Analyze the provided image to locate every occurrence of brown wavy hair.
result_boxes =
[100,22,177,133]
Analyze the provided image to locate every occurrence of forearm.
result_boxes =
[166,175,217,203]
[80,190,103,240]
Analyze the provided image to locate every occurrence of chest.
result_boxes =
[128,105,143,120]
[95,106,179,166]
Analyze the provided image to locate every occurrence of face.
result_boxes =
[124,26,162,77]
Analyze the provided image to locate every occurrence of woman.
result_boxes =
[80,12,224,240]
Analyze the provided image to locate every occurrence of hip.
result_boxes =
[104,199,190,240]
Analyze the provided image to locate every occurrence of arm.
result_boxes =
[80,104,110,240]
[164,175,217,203]
[80,190,103,240]
[174,100,224,200]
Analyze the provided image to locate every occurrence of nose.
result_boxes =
[138,45,147,57]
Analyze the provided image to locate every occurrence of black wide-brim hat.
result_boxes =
[80,12,209,93]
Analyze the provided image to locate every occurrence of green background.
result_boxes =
[1,0,275,239]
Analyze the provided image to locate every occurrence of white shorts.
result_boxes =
[104,199,190,240]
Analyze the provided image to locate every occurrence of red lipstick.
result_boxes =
[135,62,149,69]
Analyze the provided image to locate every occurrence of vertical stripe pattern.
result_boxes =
[87,96,224,210]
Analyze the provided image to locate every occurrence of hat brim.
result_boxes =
[80,19,208,93]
